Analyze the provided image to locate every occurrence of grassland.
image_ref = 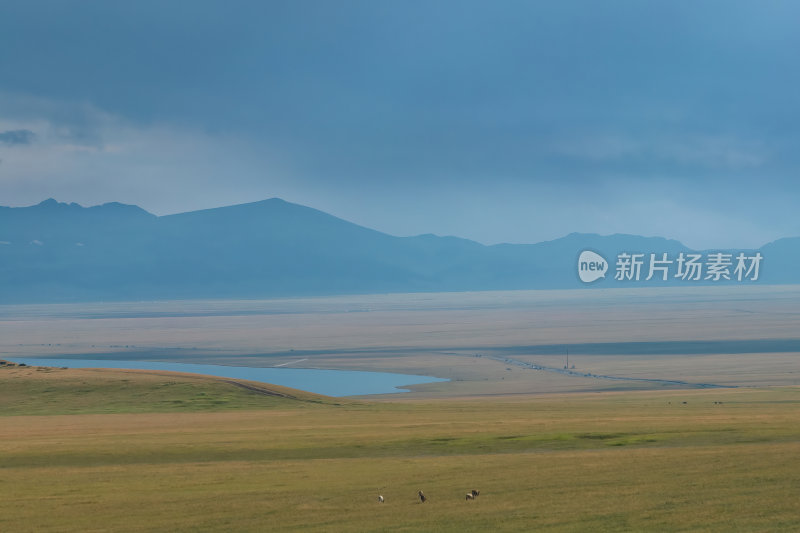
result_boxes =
[0,363,333,416]
[1,287,798,530]
[1,365,799,532]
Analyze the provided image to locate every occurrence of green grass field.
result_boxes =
[2,365,799,532]
[0,363,333,416]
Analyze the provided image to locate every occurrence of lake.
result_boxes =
[9,358,448,397]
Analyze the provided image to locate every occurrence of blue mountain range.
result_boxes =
[0,198,795,303]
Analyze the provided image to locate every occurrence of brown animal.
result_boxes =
[418,490,426,503]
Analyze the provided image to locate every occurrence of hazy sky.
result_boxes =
[1,1,798,248]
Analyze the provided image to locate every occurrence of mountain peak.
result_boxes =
[90,201,155,218]
[27,199,155,218]
[35,198,69,208]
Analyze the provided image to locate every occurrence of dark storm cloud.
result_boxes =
[0,129,35,145]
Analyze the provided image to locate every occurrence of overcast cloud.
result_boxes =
[1,1,799,248]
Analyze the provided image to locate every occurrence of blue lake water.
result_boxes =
[9,358,448,397]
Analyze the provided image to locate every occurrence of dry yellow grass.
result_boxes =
[1,368,799,531]
[1,287,798,530]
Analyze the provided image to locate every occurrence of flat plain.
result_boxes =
[2,285,799,396]
[1,286,799,531]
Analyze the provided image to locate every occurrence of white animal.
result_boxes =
[378,495,384,503]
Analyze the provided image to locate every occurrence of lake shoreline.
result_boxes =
[6,358,448,397]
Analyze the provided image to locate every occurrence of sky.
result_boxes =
[1,0,799,249]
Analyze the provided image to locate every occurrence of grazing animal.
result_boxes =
[378,495,384,503]
[418,490,427,503]
[466,493,474,500]
[471,489,480,497]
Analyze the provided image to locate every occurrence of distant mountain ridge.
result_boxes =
[0,198,794,303]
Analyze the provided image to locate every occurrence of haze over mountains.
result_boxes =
[0,198,796,303]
